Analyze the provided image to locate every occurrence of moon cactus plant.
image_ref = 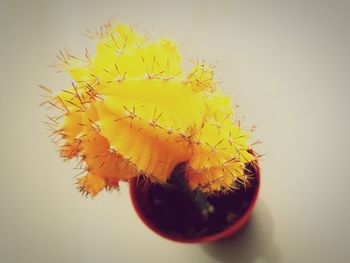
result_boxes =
[41,22,259,200]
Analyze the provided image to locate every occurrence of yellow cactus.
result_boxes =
[42,22,257,197]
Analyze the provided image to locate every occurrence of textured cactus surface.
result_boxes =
[42,23,258,196]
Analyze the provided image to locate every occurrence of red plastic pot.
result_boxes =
[130,161,260,243]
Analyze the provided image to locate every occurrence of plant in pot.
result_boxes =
[41,22,261,243]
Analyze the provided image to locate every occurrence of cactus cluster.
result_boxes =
[42,22,258,197]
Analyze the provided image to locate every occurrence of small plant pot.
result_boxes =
[129,159,260,243]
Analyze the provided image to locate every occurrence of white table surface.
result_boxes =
[1,0,349,262]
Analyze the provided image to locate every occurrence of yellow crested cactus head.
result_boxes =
[41,22,259,197]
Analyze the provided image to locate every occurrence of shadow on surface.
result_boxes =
[201,201,280,263]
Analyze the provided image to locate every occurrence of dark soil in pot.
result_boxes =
[131,162,260,241]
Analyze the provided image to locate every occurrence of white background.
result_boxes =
[1,0,349,262]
